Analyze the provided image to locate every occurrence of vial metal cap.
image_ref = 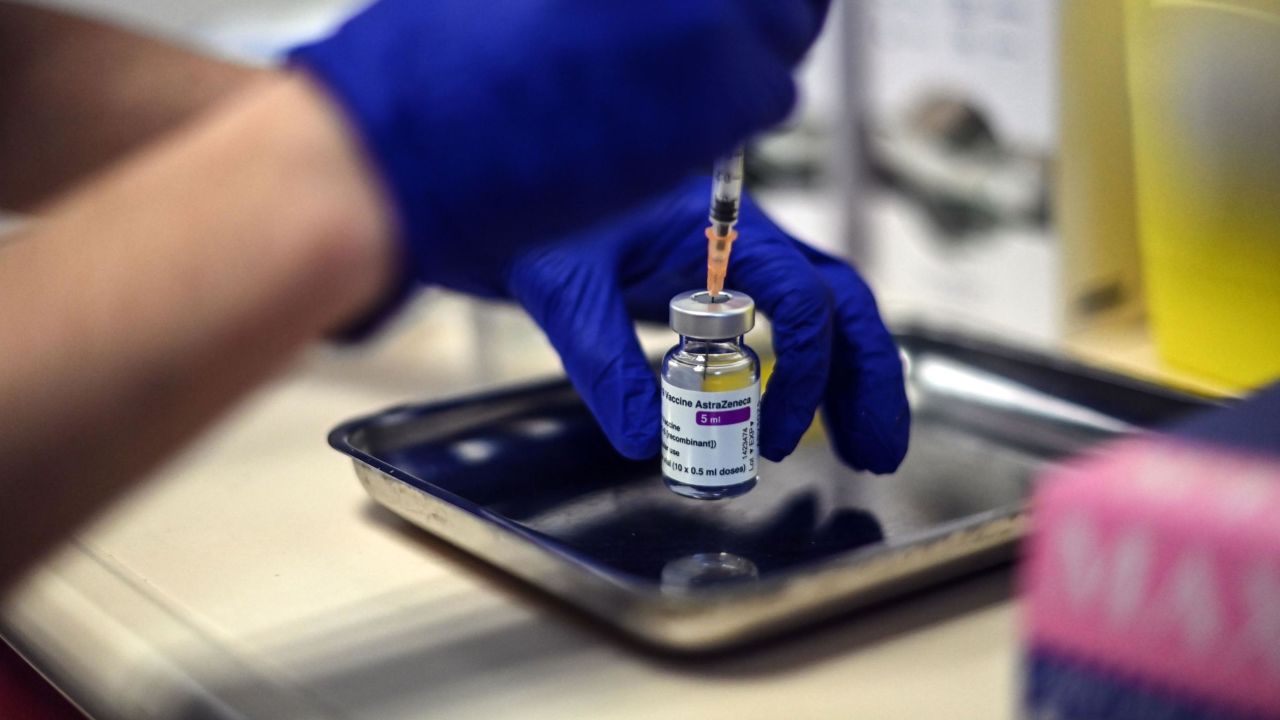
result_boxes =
[669,290,755,339]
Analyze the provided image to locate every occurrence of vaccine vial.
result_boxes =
[660,290,760,500]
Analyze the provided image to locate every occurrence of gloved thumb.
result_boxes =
[508,248,661,460]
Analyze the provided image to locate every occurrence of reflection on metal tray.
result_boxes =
[329,327,1210,651]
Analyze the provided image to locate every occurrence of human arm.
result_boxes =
[278,0,890,466]
[0,1,267,211]
[0,73,394,590]
[0,0,833,590]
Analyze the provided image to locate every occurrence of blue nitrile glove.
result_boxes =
[502,178,911,473]
[290,0,831,297]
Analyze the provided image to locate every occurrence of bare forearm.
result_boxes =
[0,1,269,210]
[0,73,395,589]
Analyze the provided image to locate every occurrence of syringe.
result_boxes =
[705,146,745,298]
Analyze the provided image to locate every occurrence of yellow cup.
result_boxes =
[1124,0,1280,389]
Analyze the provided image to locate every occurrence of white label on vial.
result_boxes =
[660,379,760,487]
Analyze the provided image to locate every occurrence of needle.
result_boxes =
[706,147,745,299]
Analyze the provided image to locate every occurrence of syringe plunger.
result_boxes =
[709,147,745,238]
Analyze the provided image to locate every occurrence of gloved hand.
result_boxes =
[290,0,831,296]
[502,178,911,473]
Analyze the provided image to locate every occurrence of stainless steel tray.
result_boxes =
[329,327,1209,651]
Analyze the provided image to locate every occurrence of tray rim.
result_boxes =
[327,325,1215,650]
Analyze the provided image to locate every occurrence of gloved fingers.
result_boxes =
[646,28,797,175]
[738,0,826,64]
[550,1,798,215]
[507,247,661,460]
[615,179,715,323]
[637,1,800,162]
[729,234,834,462]
[796,244,910,474]
[808,0,834,33]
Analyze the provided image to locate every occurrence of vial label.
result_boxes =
[660,379,760,488]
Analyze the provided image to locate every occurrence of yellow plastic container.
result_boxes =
[1124,0,1280,389]
[1059,0,1144,330]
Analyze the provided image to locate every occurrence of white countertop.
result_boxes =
[2,293,1018,719]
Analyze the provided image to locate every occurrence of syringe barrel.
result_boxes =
[709,147,746,235]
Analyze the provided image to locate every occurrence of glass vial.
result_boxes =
[660,290,761,500]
